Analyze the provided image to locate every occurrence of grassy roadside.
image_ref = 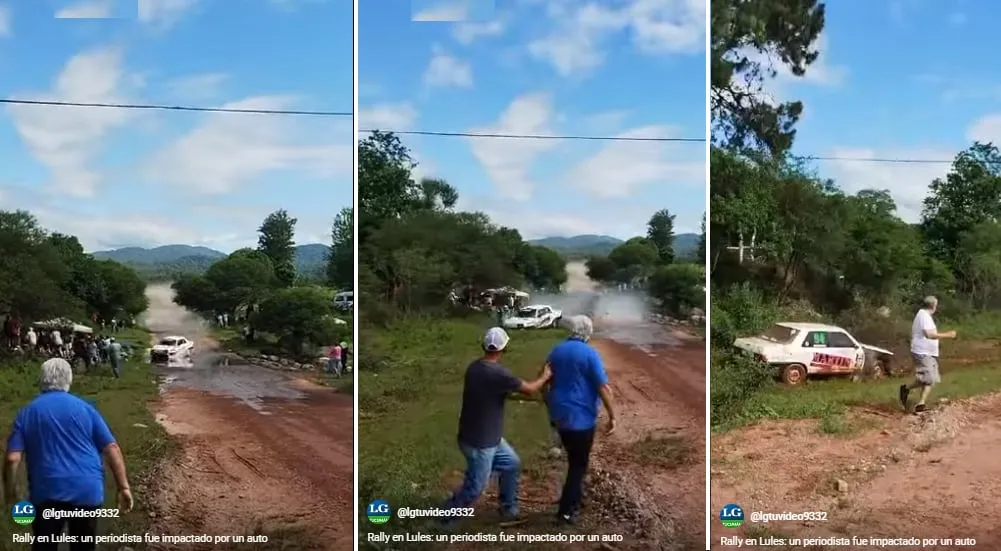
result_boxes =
[0,326,173,541]
[358,317,565,546]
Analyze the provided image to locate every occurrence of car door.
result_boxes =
[538,307,552,323]
[803,331,856,374]
[827,331,864,373]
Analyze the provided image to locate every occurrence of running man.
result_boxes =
[900,296,957,413]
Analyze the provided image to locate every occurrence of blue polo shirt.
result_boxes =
[7,391,115,506]
[546,338,609,431]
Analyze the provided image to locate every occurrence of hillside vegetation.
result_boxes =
[94,243,331,282]
[711,0,1001,429]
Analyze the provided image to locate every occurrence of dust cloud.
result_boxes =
[533,261,650,326]
[143,283,207,338]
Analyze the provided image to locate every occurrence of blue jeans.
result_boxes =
[110,356,121,378]
[442,438,521,519]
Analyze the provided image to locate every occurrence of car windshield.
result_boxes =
[760,324,799,344]
[159,338,177,346]
[518,308,539,317]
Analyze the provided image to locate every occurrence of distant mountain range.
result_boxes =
[92,244,330,279]
[528,233,700,258]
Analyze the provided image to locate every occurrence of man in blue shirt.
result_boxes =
[545,315,617,524]
[441,327,551,523]
[4,358,134,551]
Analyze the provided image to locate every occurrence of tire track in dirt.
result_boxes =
[143,285,354,550]
[590,324,706,550]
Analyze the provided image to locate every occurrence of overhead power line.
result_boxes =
[359,129,706,142]
[0,98,352,117]
[795,154,954,164]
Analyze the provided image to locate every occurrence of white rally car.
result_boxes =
[503,304,562,330]
[733,322,894,385]
[150,335,194,364]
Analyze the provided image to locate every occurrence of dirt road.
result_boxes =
[710,395,1001,550]
[591,319,706,550]
[144,285,354,549]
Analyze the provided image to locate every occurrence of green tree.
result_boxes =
[649,263,705,315]
[697,213,706,264]
[607,237,659,284]
[254,286,346,355]
[646,209,677,264]
[585,255,616,284]
[921,142,1001,267]
[327,207,353,290]
[711,0,826,154]
[957,221,1001,309]
[257,209,298,287]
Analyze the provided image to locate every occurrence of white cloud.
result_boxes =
[56,0,113,18]
[413,1,469,21]
[143,96,351,195]
[467,92,560,201]
[529,0,705,77]
[453,20,505,44]
[138,0,199,28]
[423,45,473,89]
[567,125,704,198]
[358,103,417,131]
[821,146,954,222]
[167,72,227,100]
[0,4,10,36]
[6,46,139,197]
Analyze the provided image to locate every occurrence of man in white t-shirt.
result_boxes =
[900,296,956,413]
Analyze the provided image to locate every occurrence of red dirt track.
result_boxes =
[591,322,706,549]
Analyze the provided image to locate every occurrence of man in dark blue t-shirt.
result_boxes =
[441,327,551,522]
[546,315,616,524]
[4,358,134,551]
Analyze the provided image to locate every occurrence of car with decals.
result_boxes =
[733,322,894,385]
[150,335,194,364]
[502,304,562,330]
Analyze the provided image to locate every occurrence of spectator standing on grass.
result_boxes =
[440,327,551,525]
[900,296,957,413]
[25,327,37,352]
[545,315,617,525]
[328,343,343,377]
[3,358,134,551]
[340,341,350,371]
[108,338,122,379]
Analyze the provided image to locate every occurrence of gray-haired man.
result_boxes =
[900,296,956,413]
[4,358,134,551]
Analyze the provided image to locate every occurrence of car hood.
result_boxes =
[151,345,177,352]
[861,343,894,356]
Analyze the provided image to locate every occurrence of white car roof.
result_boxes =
[776,322,845,332]
[522,304,550,309]
[163,335,187,340]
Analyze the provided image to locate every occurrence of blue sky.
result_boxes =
[762,0,1001,222]
[359,0,706,239]
[0,0,352,252]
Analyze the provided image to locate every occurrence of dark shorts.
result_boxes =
[32,502,98,551]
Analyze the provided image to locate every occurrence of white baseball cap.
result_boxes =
[483,327,510,352]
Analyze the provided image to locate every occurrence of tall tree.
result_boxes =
[697,213,707,264]
[646,209,677,264]
[711,0,826,154]
[327,207,354,290]
[921,142,1001,266]
[257,209,298,287]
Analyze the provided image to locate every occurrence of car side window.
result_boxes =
[827,332,855,348]
[803,332,828,347]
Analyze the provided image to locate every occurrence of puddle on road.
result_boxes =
[154,352,305,413]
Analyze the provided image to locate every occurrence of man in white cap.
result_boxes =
[440,327,551,524]
[4,358,134,550]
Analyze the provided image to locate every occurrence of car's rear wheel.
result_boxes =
[781,363,807,385]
